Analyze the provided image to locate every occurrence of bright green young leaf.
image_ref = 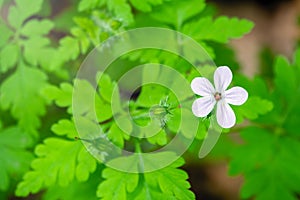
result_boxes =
[129,0,166,12]
[97,167,139,200]
[107,122,130,148]
[22,37,51,66]
[183,16,254,43]
[20,19,54,36]
[136,85,168,108]
[71,27,91,54]
[41,82,73,111]
[107,0,134,25]
[15,138,97,197]
[98,158,194,199]
[58,36,80,61]
[11,14,56,71]
[73,79,98,116]
[0,64,48,135]
[8,0,43,28]
[97,73,122,120]
[150,0,206,29]
[146,129,167,146]
[50,36,81,70]
[95,97,113,123]
[73,79,113,122]
[0,43,19,73]
[146,158,195,200]
[0,127,33,191]
[51,119,78,139]
[0,23,13,48]
[51,117,115,164]
[98,72,115,102]
[73,17,100,44]
[78,0,103,12]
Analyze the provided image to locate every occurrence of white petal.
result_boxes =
[191,77,215,96]
[225,87,248,105]
[192,96,216,117]
[214,66,232,92]
[216,101,236,128]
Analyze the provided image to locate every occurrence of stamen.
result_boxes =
[214,92,222,101]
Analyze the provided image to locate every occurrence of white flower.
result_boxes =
[191,66,248,128]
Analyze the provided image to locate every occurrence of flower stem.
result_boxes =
[134,138,142,153]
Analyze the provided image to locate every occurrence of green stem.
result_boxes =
[134,138,142,153]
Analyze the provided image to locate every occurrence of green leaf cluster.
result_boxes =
[15,107,97,197]
[0,0,279,199]
[0,0,56,135]
[229,48,300,200]
[97,158,195,199]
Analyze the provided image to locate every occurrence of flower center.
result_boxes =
[214,92,222,101]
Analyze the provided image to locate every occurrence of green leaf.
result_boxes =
[96,73,122,120]
[98,72,115,102]
[95,97,113,123]
[150,0,206,29]
[274,56,298,102]
[78,0,103,11]
[15,138,97,197]
[107,0,134,25]
[0,23,13,48]
[50,36,81,70]
[0,64,48,135]
[142,158,194,199]
[71,27,91,54]
[51,119,78,139]
[58,36,80,60]
[0,43,19,73]
[8,0,43,28]
[147,129,167,146]
[97,167,139,200]
[20,19,54,36]
[73,79,113,122]
[136,85,168,107]
[73,17,100,43]
[129,0,166,12]
[22,36,51,66]
[234,96,273,121]
[41,82,73,112]
[233,75,269,99]
[0,127,33,191]
[229,127,300,200]
[183,16,254,43]
[43,168,102,200]
[107,121,130,148]
[97,158,195,199]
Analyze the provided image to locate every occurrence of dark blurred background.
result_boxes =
[210,0,300,77]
